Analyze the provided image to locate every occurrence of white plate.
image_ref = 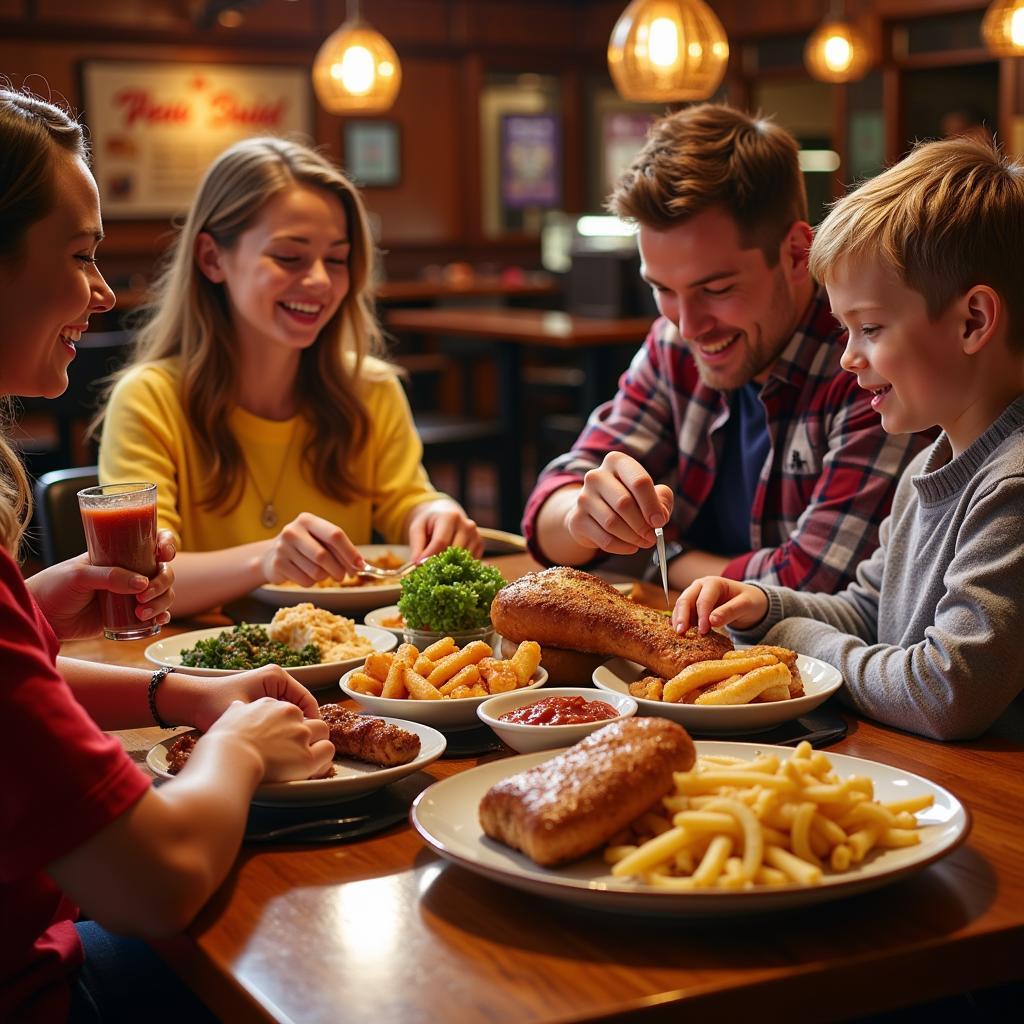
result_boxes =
[145,624,397,690]
[340,651,548,731]
[251,544,412,612]
[364,604,405,638]
[148,717,446,805]
[593,652,843,735]
[411,741,970,916]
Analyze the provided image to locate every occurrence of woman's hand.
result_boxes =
[406,499,482,560]
[26,529,176,641]
[566,451,674,555]
[162,664,322,732]
[204,697,335,783]
[673,576,769,635]
[260,512,364,585]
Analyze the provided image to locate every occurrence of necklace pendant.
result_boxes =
[260,503,278,530]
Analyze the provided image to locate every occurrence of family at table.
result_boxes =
[2,81,1023,1024]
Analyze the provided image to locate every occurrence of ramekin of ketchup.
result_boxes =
[77,482,159,641]
[499,694,619,727]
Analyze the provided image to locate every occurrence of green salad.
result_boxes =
[397,547,506,632]
[179,623,321,670]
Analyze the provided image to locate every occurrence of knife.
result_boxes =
[654,526,670,611]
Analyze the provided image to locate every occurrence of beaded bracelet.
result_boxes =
[148,665,176,729]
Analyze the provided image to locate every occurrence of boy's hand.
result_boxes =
[673,577,769,635]
[566,451,674,555]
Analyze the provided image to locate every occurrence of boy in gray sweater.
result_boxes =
[672,136,1024,741]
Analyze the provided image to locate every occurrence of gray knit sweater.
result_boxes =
[733,395,1024,741]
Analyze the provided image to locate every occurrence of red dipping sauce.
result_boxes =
[499,695,619,726]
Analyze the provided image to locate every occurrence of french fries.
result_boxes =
[604,741,934,889]
[355,638,542,700]
[629,646,803,706]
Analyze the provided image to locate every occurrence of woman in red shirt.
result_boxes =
[0,84,336,1023]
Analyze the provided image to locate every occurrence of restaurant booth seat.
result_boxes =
[32,465,98,567]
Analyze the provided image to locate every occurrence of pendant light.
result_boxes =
[982,0,1024,56]
[607,0,729,103]
[312,0,401,114]
[804,2,873,83]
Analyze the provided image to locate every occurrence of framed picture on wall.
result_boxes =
[343,120,401,187]
[80,60,312,218]
[500,113,561,209]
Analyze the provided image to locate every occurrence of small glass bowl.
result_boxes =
[401,624,497,652]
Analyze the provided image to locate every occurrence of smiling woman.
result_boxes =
[95,136,481,616]
[0,83,342,1024]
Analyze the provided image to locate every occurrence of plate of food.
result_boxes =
[145,604,396,689]
[148,706,446,805]
[251,544,412,612]
[411,719,969,915]
[340,636,547,730]
[364,604,405,638]
[592,644,843,735]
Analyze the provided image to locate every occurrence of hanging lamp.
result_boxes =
[804,3,873,83]
[312,0,402,114]
[607,0,729,103]
[982,0,1024,56]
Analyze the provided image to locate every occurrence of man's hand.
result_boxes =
[566,452,674,555]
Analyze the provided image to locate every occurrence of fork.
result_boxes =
[358,560,416,579]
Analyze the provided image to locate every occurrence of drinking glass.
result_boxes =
[77,482,160,641]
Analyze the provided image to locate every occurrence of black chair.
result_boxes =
[32,466,98,566]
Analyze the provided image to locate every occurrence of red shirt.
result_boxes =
[0,548,151,1023]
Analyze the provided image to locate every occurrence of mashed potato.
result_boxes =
[267,603,375,662]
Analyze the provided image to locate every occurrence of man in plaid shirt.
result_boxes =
[524,105,931,593]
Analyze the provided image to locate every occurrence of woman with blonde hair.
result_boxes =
[0,85,334,1022]
[98,136,480,615]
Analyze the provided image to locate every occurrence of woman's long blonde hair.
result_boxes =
[100,136,387,512]
[0,84,87,553]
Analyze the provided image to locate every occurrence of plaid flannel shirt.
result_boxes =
[523,288,934,593]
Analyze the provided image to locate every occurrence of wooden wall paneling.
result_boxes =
[872,0,987,16]
[561,66,585,214]
[0,0,25,19]
[349,56,463,245]
[460,52,485,244]
[882,64,903,164]
[459,0,580,50]
[832,82,848,201]
[35,0,190,31]
[327,0,455,48]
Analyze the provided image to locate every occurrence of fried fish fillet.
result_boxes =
[478,717,695,867]
[319,704,420,766]
[490,566,733,678]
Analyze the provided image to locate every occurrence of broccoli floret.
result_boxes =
[396,547,506,631]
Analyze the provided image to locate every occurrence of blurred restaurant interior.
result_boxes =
[4,0,1019,540]
[5,3,1024,1023]
[4,0,1021,538]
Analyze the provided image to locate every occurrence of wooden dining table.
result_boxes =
[61,554,1024,1023]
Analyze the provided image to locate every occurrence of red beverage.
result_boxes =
[78,483,159,640]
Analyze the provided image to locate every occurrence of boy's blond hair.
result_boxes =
[608,103,808,265]
[810,136,1024,350]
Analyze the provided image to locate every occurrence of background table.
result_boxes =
[385,308,652,530]
[62,555,1024,1023]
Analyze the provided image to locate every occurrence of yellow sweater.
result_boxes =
[99,359,445,551]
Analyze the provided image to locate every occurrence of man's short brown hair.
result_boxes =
[809,136,1024,350]
[608,103,808,265]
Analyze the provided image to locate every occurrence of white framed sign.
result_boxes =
[82,61,313,218]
